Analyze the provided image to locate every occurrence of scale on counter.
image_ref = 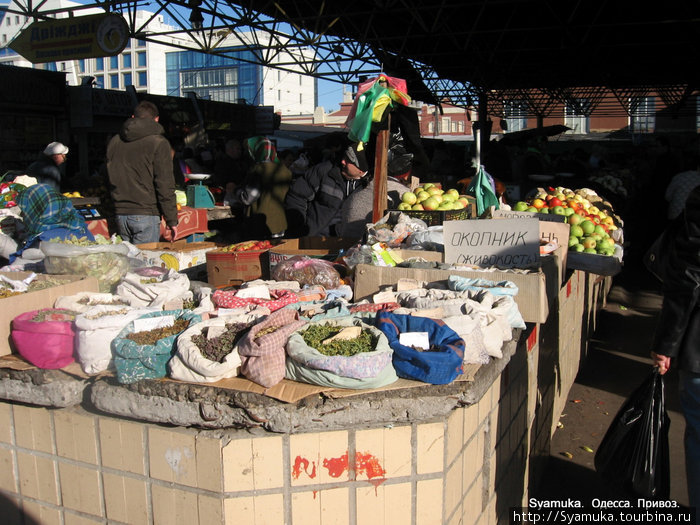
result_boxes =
[186,173,216,208]
[70,197,104,221]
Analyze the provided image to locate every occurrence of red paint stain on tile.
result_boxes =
[292,456,317,480]
[323,452,349,478]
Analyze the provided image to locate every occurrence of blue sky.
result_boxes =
[316,79,347,113]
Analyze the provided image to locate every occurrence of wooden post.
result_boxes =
[372,114,390,223]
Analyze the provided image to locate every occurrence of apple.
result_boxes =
[457,197,470,207]
[563,207,575,217]
[397,202,412,210]
[551,205,566,215]
[513,201,529,212]
[423,197,439,210]
[549,197,563,207]
[427,186,443,196]
[401,191,417,205]
[567,213,585,226]
[570,225,584,238]
[423,183,434,190]
[416,191,430,203]
[568,236,580,248]
[582,237,597,250]
[538,207,549,214]
[446,188,460,198]
[573,243,585,252]
[584,248,597,254]
[532,198,546,209]
[526,206,538,212]
[580,220,596,235]
[411,203,424,210]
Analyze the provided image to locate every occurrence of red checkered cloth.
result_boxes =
[349,302,401,313]
[212,289,299,311]
[237,309,307,388]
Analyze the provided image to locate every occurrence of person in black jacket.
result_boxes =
[284,142,369,237]
[106,101,178,244]
[650,182,700,514]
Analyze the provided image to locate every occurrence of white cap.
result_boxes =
[43,142,69,156]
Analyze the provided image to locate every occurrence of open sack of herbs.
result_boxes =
[285,318,396,384]
[74,304,162,375]
[169,311,268,383]
[116,267,191,309]
[0,274,74,299]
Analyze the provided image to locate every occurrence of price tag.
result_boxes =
[133,315,175,333]
[399,331,430,350]
[207,325,227,340]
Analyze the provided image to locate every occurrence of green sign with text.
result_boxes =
[10,12,129,63]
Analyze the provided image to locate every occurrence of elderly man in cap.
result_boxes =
[25,141,69,192]
[284,140,370,237]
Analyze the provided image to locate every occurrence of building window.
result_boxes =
[78,59,85,73]
[1,35,6,44]
[110,55,118,69]
[299,93,302,104]
[6,17,10,26]
[110,73,119,89]
[124,40,131,49]
[277,70,281,81]
[277,90,281,100]
[451,121,457,133]
[137,39,146,47]
[137,71,147,86]
[299,75,302,85]
[95,75,104,88]
[95,57,104,71]
[428,121,434,133]
[564,98,590,134]
[441,118,450,134]
[137,51,146,67]
[458,121,465,133]
[504,99,528,133]
[122,53,131,68]
[15,16,20,24]
[630,96,655,133]
[123,72,132,86]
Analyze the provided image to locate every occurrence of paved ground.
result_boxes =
[531,260,690,507]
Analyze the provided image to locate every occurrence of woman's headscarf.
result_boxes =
[17,184,88,238]
[246,136,279,164]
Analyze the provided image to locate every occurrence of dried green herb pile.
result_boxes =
[32,309,80,322]
[125,319,190,345]
[191,322,253,362]
[77,296,129,306]
[0,277,72,299]
[302,324,376,357]
[84,308,130,320]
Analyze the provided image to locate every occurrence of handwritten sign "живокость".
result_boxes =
[443,219,540,268]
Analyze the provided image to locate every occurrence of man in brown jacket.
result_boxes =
[106,101,178,243]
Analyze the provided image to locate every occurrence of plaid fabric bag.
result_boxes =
[237,308,307,387]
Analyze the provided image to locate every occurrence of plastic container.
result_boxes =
[40,241,130,293]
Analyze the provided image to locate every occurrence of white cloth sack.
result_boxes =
[168,311,266,383]
[55,292,134,313]
[116,269,190,308]
[74,305,158,374]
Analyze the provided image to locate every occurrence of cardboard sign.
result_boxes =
[491,209,567,223]
[443,219,540,268]
[133,315,175,333]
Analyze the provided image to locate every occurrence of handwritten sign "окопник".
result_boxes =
[443,219,540,268]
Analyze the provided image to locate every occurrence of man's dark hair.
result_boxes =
[134,101,159,119]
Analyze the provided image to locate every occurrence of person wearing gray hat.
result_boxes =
[25,141,69,192]
[284,139,370,237]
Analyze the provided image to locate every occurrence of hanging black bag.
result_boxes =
[594,368,671,500]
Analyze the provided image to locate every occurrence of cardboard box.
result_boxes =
[268,237,358,272]
[0,273,100,356]
[206,249,270,288]
[353,253,559,324]
[135,241,218,278]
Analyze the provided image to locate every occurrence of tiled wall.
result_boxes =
[0,323,557,525]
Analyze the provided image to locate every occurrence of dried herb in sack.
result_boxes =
[125,318,190,346]
[302,324,376,357]
[191,322,253,363]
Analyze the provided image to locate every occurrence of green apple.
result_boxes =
[513,201,529,212]
[401,191,417,205]
[423,197,439,210]
[397,202,412,210]
[411,203,424,210]
[551,206,566,215]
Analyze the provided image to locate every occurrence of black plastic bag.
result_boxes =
[594,368,670,499]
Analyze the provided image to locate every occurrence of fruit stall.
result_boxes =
[0,175,622,524]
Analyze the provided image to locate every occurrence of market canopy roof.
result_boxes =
[4,0,699,115]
